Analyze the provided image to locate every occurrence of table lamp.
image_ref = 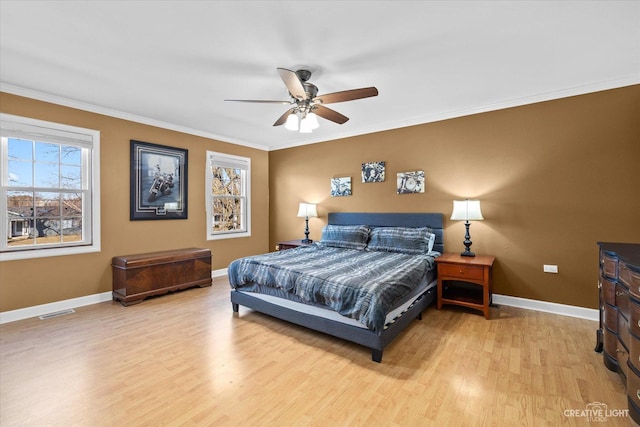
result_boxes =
[450,199,484,257]
[297,203,318,243]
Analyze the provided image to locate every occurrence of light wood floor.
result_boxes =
[0,277,634,426]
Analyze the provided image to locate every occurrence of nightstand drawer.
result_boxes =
[277,243,298,251]
[276,240,312,251]
[439,264,484,280]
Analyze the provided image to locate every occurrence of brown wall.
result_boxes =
[0,92,270,312]
[2,86,638,313]
[269,85,640,309]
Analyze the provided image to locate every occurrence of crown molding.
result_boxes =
[0,83,270,151]
[3,75,638,152]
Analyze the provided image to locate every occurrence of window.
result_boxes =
[0,114,100,261]
[206,151,250,240]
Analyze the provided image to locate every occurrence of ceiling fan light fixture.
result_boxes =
[226,68,378,131]
[299,114,314,133]
[284,112,299,131]
[306,112,320,130]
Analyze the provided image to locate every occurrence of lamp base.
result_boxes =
[302,217,312,244]
[460,221,476,257]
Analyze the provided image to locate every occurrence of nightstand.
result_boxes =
[436,252,495,319]
[276,239,313,251]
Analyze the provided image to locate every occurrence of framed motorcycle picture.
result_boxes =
[130,140,188,220]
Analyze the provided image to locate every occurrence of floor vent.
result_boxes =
[39,309,75,320]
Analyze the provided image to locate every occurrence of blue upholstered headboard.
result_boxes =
[327,212,444,254]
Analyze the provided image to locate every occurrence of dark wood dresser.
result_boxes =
[112,247,212,306]
[596,242,640,424]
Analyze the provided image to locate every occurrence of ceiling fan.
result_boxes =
[225,68,378,133]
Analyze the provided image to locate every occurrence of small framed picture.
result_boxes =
[130,140,188,220]
[397,171,425,194]
[362,161,385,182]
[331,177,352,197]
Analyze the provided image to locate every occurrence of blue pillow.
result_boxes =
[367,227,435,255]
[319,225,371,250]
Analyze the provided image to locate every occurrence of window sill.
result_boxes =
[0,243,100,261]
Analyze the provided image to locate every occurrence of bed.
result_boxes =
[229,212,444,362]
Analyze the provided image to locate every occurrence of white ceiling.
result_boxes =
[1,1,638,151]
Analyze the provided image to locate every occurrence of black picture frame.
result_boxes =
[130,140,188,220]
[361,161,385,182]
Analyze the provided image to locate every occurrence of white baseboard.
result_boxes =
[212,268,228,278]
[0,275,598,324]
[493,294,599,322]
[2,270,230,324]
[0,291,113,324]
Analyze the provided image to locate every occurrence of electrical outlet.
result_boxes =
[543,264,559,273]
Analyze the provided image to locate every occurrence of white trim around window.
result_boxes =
[0,114,101,261]
[206,151,251,240]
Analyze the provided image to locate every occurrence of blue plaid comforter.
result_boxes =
[228,245,437,331]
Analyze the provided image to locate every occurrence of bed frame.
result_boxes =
[231,212,444,362]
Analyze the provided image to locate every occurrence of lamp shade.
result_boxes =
[450,199,484,221]
[284,113,299,131]
[299,115,314,133]
[305,112,320,130]
[297,203,318,218]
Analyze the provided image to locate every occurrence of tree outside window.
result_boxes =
[206,152,250,240]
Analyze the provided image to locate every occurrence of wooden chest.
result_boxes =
[112,248,212,306]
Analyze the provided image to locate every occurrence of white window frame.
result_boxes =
[0,113,101,261]
[206,151,251,240]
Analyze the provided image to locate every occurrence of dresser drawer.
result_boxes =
[619,312,630,349]
[624,263,640,299]
[630,333,640,372]
[618,340,629,380]
[630,298,640,337]
[438,264,484,281]
[628,363,640,410]
[602,251,619,280]
[602,275,616,305]
[604,327,619,359]
[616,283,630,319]
[604,303,618,332]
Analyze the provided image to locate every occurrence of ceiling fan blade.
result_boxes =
[314,105,349,125]
[314,87,378,104]
[277,68,306,100]
[224,99,292,104]
[273,107,296,126]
